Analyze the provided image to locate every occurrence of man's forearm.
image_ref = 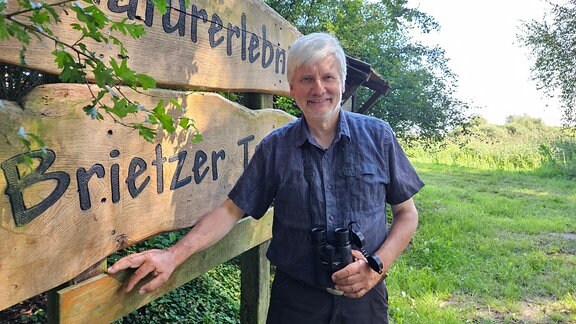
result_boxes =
[375,199,419,275]
[167,198,244,266]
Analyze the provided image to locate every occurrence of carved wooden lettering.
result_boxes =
[0,0,301,94]
[1,150,71,226]
[0,84,295,310]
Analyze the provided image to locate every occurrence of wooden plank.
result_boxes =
[240,241,271,324]
[46,260,107,323]
[0,83,295,310]
[55,210,273,323]
[0,0,300,95]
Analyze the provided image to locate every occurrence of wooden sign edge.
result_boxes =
[56,210,273,323]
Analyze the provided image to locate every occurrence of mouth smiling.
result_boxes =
[308,98,332,104]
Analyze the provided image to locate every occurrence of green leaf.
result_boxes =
[10,23,31,44]
[124,23,145,39]
[0,14,9,40]
[27,132,46,149]
[76,42,88,53]
[110,58,138,85]
[135,124,156,142]
[150,0,168,14]
[192,133,203,143]
[179,117,191,130]
[110,19,145,39]
[136,73,156,90]
[147,114,159,125]
[42,3,61,23]
[84,5,109,28]
[83,104,103,120]
[95,89,107,101]
[152,101,175,133]
[53,49,86,83]
[107,97,138,118]
[52,49,74,68]
[71,22,88,34]
[30,10,51,26]
[93,60,114,88]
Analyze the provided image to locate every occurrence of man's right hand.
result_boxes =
[107,248,177,295]
[106,199,244,295]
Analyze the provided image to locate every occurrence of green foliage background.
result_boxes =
[265,0,470,140]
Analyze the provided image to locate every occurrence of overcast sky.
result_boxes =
[408,0,563,126]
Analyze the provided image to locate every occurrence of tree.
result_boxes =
[518,0,576,128]
[264,0,470,140]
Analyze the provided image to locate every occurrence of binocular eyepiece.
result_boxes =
[310,227,353,288]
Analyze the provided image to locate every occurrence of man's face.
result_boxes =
[289,55,344,122]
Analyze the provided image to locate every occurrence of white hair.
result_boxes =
[286,33,347,87]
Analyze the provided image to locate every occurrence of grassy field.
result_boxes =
[387,162,576,323]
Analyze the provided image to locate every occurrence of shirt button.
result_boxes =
[327,184,332,190]
[329,215,335,221]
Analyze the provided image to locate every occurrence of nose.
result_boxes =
[311,78,325,95]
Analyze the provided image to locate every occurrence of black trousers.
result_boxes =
[266,271,388,324]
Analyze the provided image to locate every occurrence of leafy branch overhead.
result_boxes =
[0,0,200,151]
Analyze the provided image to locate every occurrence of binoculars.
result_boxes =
[310,227,353,288]
[310,223,384,288]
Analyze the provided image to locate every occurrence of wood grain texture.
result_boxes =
[55,210,273,324]
[0,0,300,95]
[0,83,295,310]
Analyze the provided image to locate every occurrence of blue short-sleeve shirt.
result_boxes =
[229,109,424,287]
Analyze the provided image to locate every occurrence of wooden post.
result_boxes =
[240,241,271,324]
[245,93,274,110]
[240,93,273,324]
[46,285,64,324]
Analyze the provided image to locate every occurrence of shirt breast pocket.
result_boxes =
[339,163,387,212]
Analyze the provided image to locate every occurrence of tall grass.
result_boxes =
[405,121,576,177]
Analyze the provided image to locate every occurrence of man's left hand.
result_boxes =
[332,250,386,298]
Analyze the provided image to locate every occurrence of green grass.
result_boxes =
[387,163,576,323]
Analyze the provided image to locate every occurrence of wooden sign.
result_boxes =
[0,83,295,310]
[0,0,301,95]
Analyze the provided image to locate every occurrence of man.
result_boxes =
[108,32,424,323]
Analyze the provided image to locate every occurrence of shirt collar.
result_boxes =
[295,109,351,148]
